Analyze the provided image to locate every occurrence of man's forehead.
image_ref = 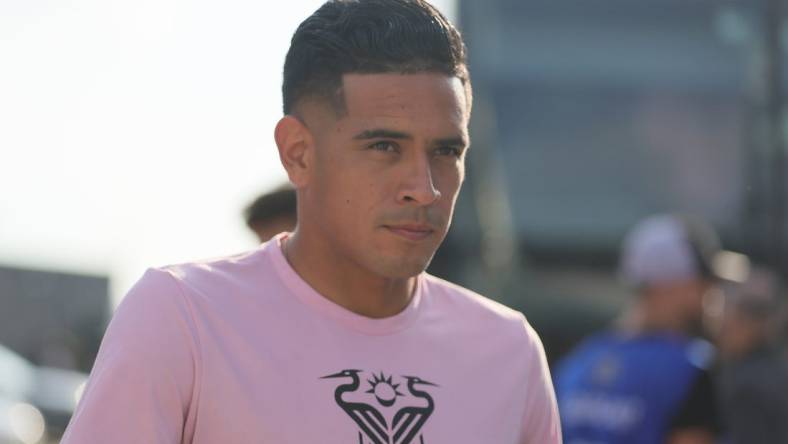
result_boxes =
[342,73,467,115]
[296,72,469,139]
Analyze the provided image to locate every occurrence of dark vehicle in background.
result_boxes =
[0,343,37,444]
[0,344,87,443]
[0,266,108,442]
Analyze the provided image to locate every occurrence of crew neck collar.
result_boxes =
[266,233,425,336]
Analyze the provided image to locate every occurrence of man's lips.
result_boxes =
[383,224,435,241]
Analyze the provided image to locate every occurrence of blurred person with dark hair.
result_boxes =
[61,1,560,443]
[717,266,788,444]
[244,183,297,242]
[554,214,745,444]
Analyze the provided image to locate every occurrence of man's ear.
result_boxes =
[274,115,314,188]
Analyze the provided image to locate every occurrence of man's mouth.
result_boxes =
[383,224,435,241]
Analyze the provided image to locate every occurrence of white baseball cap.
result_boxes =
[619,214,749,287]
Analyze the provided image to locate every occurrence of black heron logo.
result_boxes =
[321,369,437,444]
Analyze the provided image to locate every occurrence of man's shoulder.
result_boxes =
[123,246,273,310]
[421,274,549,364]
[159,248,265,282]
[421,273,530,332]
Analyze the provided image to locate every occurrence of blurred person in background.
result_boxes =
[554,214,744,444]
[243,183,297,242]
[61,1,561,443]
[716,265,788,444]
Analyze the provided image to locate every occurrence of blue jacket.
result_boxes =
[554,332,712,444]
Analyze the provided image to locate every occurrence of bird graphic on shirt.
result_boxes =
[321,369,437,444]
[391,376,436,444]
[322,369,390,444]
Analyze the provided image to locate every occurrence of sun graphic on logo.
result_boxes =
[365,372,404,407]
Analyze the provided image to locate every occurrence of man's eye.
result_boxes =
[369,141,398,152]
[436,146,462,157]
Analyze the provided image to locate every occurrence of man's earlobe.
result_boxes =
[275,115,312,188]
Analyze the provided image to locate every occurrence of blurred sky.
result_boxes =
[0,0,457,307]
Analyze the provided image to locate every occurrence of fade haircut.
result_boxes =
[282,0,471,115]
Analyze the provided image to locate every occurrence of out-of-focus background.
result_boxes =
[2,0,788,442]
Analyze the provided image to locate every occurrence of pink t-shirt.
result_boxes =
[62,234,561,443]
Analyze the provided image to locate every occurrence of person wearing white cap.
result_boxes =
[554,214,748,444]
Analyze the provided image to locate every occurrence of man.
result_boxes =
[554,214,743,444]
[717,266,788,444]
[61,1,560,443]
[244,184,297,242]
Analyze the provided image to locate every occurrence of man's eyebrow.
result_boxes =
[433,136,468,147]
[352,129,413,140]
[352,129,469,147]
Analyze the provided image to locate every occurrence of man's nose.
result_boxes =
[397,155,441,206]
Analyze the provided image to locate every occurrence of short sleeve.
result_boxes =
[668,368,720,436]
[61,268,200,444]
[519,318,562,444]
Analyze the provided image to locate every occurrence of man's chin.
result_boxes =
[369,254,433,279]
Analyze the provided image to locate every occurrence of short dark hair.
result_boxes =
[244,184,297,229]
[282,0,471,115]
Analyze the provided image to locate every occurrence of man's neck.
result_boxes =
[616,303,691,336]
[282,230,416,319]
